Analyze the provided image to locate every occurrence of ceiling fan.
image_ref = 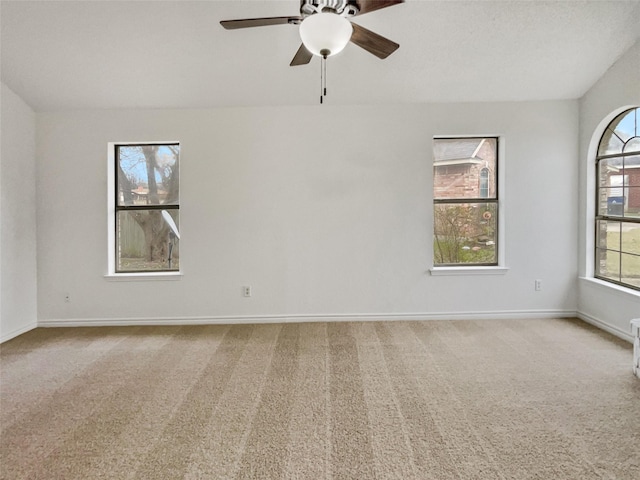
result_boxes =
[220,0,404,66]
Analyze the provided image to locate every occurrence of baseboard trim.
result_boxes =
[1,322,38,343]
[576,311,634,343]
[38,309,576,328]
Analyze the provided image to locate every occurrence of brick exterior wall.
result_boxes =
[629,171,640,210]
[434,140,496,200]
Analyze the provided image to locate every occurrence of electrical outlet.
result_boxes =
[243,286,252,297]
[534,280,542,291]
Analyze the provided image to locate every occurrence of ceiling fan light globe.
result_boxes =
[299,13,353,57]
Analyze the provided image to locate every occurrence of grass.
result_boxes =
[601,224,640,287]
[433,238,496,265]
[119,257,179,272]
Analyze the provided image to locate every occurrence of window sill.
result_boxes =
[579,277,640,299]
[429,266,509,276]
[104,272,183,282]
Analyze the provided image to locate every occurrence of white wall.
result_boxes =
[578,40,640,340]
[36,100,578,325]
[1,83,38,341]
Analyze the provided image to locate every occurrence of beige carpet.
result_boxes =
[1,319,638,479]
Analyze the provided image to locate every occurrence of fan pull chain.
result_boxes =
[320,55,323,104]
[320,51,329,105]
[323,54,327,97]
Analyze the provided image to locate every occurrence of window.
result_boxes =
[433,137,498,266]
[114,144,180,273]
[479,168,490,198]
[595,108,640,291]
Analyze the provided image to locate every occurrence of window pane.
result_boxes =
[598,157,622,187]
[625,156,640,185]
[596,220,619,249]
[433,202,497,265]
[433,138,496,200]
[623,138,640,154]
[611,109,636,143]
[599,187,624,216]
[621,222,640,256]
[621,253,640,288]
[116,209,180,272]
[624,187,640,218]
[598,128,624,156]
[597,187,608,216]
[599,109,638,156]
[117,145,179,207]
[595,248,620,282]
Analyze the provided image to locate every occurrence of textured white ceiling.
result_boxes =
[2,0,639,111]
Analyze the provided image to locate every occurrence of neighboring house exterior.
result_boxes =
[630,167,640,211]
[600,161,640,215]
[130,186,170,205]
[433,138,496,200]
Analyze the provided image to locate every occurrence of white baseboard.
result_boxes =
[37,309,576,328]
[577,311,634,343]
[22,310,634,345]
[1,322,38,343]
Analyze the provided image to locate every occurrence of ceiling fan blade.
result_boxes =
[355,0,404,15]
[220,16,301,30]
[290,44,313,66]
[350,22,399,59]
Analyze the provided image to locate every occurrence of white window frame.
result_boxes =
[430,135,507,276]
[593,107,640,292]
[106,141,182,280]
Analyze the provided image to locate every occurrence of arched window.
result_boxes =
[595,107,640,290]
[479,168,490,198]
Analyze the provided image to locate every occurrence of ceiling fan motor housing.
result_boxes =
[301,0,359,17]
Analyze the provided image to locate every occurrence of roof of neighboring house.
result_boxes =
[600,156,640,171]
[433,159,484,167]
[433,138,484,164]
[131,186,168,196]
